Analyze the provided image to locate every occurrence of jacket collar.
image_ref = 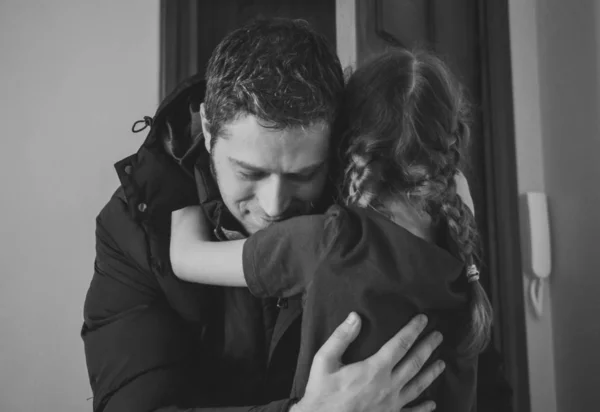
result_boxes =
[113,74,230,230]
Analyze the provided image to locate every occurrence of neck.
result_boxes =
[381,195,436,243]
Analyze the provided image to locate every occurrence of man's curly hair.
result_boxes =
[203,18,344,144]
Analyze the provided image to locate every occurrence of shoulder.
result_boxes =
[96,187,152,272]
[96,187,143,250]
[97,186,177,275]
[92,186,216,324]
[293,205,358,250]
[321,204,370,249]
[97,186,135,230]
[245,206,350,261]
[90,187,158,309]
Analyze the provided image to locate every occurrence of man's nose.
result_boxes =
[258,176,291,219]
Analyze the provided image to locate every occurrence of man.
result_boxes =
[82,18,444,412]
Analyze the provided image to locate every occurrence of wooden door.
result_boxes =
[160,0,336,98]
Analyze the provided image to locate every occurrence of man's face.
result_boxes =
[202,108,330,234]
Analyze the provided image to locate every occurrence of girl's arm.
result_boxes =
[170,205,337,299]
[170,206,247,286]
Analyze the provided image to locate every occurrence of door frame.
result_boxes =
[476,1,531,410]
[159,0,200,100]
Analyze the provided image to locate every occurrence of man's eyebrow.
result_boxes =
[228,157,326,175]
[228,158,267,172]
[288,161,326,175]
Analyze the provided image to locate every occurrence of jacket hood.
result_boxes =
[143,73,207,162]
[114,74,224,228]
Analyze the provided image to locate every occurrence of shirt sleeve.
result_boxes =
[242,206,344,298]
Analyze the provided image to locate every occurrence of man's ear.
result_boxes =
[189,100,203,141]
[200,103,211,153]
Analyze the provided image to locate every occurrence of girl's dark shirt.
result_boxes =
[242,204,478,412]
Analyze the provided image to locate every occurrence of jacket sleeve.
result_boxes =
[82,191,297,412]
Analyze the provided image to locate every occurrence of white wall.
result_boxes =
[0,2,159,411]
[510,0,600,410]
[508,1,558,411]
[537,0,600,410]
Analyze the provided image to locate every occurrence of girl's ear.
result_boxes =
[455,170,475,216]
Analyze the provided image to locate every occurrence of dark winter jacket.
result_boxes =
[82,75,302,412]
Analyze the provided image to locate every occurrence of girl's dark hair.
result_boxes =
[336,49,492,356]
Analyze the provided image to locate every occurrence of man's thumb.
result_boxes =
[314,312,361,373]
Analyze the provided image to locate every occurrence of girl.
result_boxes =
[170,49,492,411]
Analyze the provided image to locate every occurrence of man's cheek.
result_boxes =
[214,166,242,198]
[224,175,255,202]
